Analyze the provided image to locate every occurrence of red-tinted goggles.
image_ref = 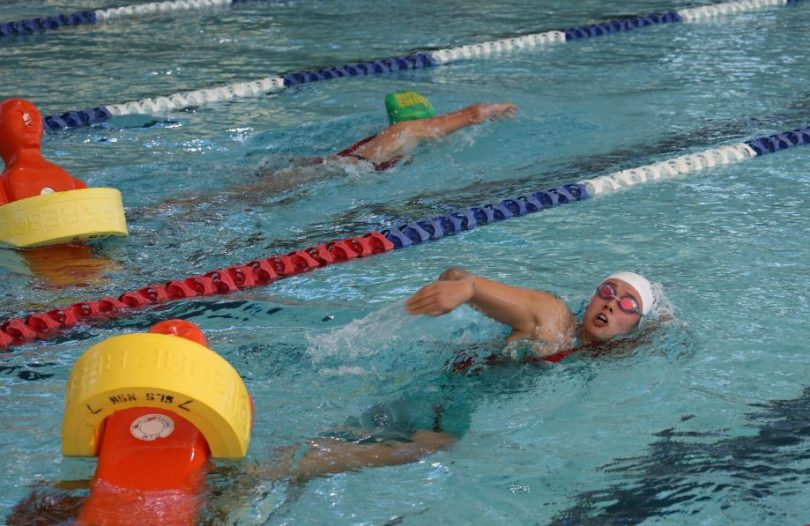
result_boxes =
[595,282,641,316]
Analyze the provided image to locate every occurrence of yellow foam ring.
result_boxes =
[0,188,128,248]
[62,333,252,459]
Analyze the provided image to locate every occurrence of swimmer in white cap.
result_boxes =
[406,267,656,357]
[249,269,656,482]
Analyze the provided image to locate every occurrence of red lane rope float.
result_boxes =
[0,232,393,350]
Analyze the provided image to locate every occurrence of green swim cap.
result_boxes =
[385,91,436,124]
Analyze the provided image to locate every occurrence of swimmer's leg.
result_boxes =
[143,158,343,215]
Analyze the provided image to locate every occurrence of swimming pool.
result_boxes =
[2,0,810,523]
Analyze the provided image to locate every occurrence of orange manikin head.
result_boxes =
[148,319,209,347]
[0,98,43,166]
[0,98,87,204]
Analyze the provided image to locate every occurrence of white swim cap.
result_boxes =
[603,272,654,316]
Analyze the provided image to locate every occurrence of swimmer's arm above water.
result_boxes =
[405,267,571,342]
[349,103,517,165]
[410,103,518,140]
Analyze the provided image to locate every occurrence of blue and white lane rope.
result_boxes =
[381,125,810,247]
[0,1,258,38]
[37,0,801,131]
[96,0,255,21]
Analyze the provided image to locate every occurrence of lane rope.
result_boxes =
[30,0,801,131]
[0,0,260,39]
[2,125,808,349]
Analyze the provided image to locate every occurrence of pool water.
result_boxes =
[2,0,810,524]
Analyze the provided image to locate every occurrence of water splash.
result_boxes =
[305,301,421,363]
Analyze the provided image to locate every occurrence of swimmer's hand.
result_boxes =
[405,277,475,316]
[438,267,472,281]
[472,103,518,122]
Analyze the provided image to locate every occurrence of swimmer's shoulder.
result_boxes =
[528,289,576,342]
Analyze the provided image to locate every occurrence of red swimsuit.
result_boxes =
[336,135,402,172]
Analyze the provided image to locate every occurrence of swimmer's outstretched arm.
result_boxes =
[349,103,517,166]
[412,103,518,140]
[406,267,573,342]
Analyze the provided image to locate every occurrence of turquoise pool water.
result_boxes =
[2,0,810,523]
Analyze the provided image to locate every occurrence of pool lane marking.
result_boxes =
[96,0,247,21]
[0,1,261,39]
[1,125,808,349]
[2,0,793,43]
[582,143,757,196]
[29,0,801,131]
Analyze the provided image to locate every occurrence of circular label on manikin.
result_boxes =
[130,414,175,441]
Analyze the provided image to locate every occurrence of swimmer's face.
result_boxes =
[581,278,642,343]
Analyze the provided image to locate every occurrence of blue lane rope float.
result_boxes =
[35,0,802,131]
[2,124,809,349]
[744,126,810,154]
[282,54,437,88]
[0,11,97,37]
[0,0,263,39]
[382,184,588,248]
